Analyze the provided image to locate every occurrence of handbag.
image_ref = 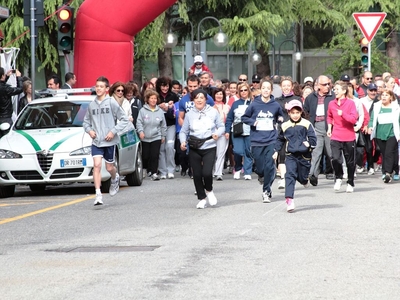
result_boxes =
[187,135,213,149]
[356,131,366,148]
[233,122,244,137]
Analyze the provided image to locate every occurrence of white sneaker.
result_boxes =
[303,180,310,188]
[151,173,160,181]
[343,173,348,179]
[334,179,342,192]
[367,168,375,175]
[94,194,103,206]
[356,166,365,174]
[109,173,120,196]
[286,198,295,212]
[244,175,252,180]
[233,171,240,180]
[346,184,354,193]
[278,179,285,189]
[167,173,174,179]
[207,191,217,206]
[262,191,272,203]
[160,174,167,179]
[196,199,207,209]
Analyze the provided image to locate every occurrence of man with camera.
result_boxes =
[0,67,23,134]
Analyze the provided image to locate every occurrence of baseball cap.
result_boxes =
[252,74,261,82]
[367,83,377,90]
[194,55,203,63]
[286,99,303,111]
[340,74,350,82]
[303,76,313,83]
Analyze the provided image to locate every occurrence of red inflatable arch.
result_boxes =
[73,0,176,88]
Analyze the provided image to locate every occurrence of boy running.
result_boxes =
[83,76,130,205]
[273,100,317,212]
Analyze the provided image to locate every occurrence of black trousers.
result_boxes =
[142,140,162,175]
[375,136,399,174]
[330,140,356,187]
[189,147,216,200]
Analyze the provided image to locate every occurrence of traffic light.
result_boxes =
[57,6,74,51]
[360,37,369,70]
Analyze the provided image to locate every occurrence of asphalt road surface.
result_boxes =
[1,170,399,299]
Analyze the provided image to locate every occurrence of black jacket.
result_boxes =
[0,77,23,118]
[303,91,335,130]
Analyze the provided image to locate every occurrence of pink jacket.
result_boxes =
[327,98,358,142]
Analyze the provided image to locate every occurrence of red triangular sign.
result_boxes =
[353,12,387,43]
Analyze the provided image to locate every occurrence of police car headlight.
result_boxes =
[0,149,23,159]
[70,146,91,156]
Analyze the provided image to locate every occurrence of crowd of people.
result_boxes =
[2,57,400,213]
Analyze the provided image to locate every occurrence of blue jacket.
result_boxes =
[241,95,283,146]
[275,117,317,158]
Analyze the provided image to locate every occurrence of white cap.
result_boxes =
[304,76,314,83]
[194,55,203,63]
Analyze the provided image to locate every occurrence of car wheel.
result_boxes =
[0,185,15,198]
[101,151,119,193]
[126,147,143,186]
[29,184,46,192]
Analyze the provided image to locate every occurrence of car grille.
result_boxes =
[36,153,54,173]
[11,171,43,180]
[50,168,84,179]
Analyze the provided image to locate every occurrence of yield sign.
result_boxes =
[353,12,387,43]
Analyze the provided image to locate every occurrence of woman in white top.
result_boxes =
[109,82,133,122]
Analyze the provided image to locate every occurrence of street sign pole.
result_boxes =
[30,0,35,95]
[368,42,371,72]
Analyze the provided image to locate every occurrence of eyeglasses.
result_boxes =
[240,89,248,92]
[319,83,330,86]
[116,89,124,93]
[365,77,373,80]
[238,78,247,82]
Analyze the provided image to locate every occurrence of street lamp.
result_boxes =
[251,52,262,65]
[276,39,302,76]
[165,17,228,57]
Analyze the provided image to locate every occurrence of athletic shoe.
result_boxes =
[151,173,160,181]
[233,171,240,180]
[356,166,365,174]
[393,174,400,181]
[384,174,392,183]
[196,199,207,209]
[382,175,386,181]
[286,198,295,212]
[244,175,252,180]
[309,175,318,186]
[262,191,272,203]
[346,184,354,193]
[303,180,310,188]
[334,179,342,192]
[278,179,285,189]
[160,174,167,179]
[326,173,335,180]
[374,164,382,172]
[228,167,233,174]
[216,175,223,181]
[367,168,375,175]
[343,173,348,179]
[258,176,264,185]
[167,173,174,179]
[94,194,103,206]
[109,173,120,196]
[175,165,180,172]
[207,191,218,206]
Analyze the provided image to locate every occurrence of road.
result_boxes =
[0,171,399,299]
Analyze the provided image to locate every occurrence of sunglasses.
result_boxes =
[319,83,330,86]
[365,77,373,80]
[252,81,260,84]
[195,63,203,66]
[238,79,247,82]
[240,89,248,92]
[116,89,124,92]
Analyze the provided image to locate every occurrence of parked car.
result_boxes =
[0,94,143,198]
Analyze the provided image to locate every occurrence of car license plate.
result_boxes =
[60,158,87,167]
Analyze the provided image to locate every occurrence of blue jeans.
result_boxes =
[252,144,276,193]
[232,135,252,175]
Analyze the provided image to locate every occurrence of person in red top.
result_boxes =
[188,55,213,78]
[327,80,358,193]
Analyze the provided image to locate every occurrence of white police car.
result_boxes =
[0,91,143,198]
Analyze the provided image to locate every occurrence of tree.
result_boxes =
[0,0,84,80]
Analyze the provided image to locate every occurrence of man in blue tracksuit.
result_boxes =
[273,100,317,212]
[242,79,283,203]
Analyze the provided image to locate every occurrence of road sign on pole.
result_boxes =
[352,12,387,43]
